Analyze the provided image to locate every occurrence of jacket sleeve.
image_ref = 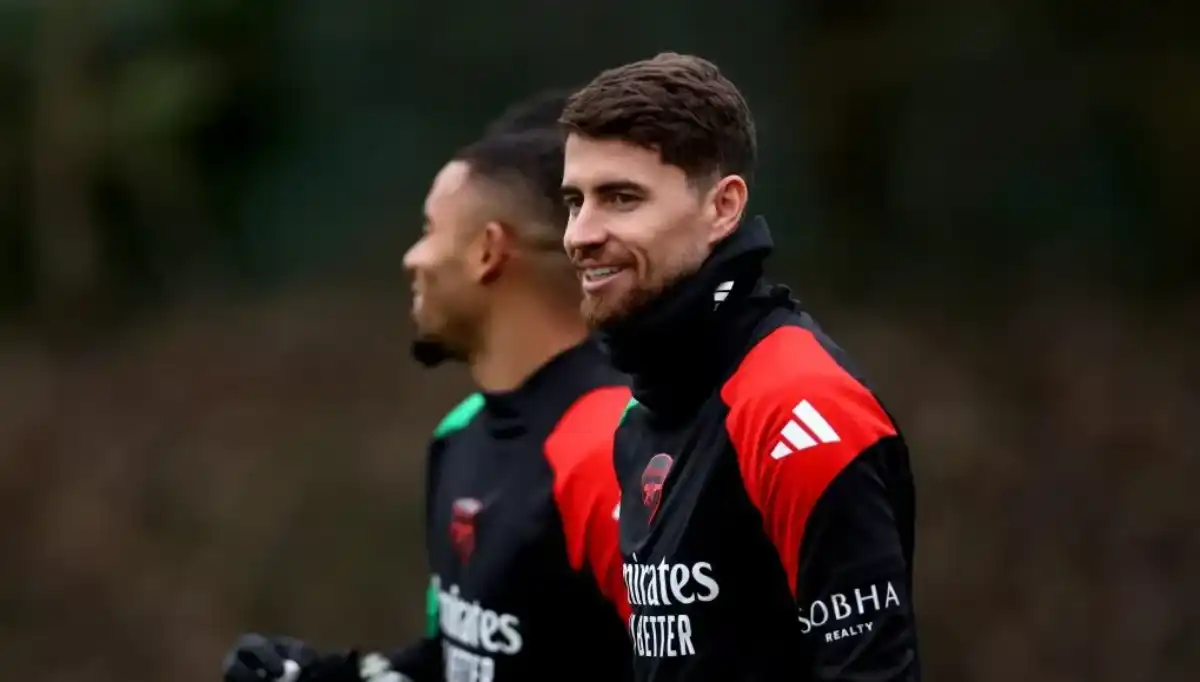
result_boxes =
[386,438,448,682]
[723,344,919,680]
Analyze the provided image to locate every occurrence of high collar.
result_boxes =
[479,337,609,436]
[599,216,791,421]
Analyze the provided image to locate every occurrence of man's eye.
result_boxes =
[610,193,638,207]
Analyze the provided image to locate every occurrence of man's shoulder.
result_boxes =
[542,385,627,521]
[543,384,630,474]
[721,314,872,402]
[720,320,894,459]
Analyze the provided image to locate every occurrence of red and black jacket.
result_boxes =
[390,340,632,682]
[606,218,920,682]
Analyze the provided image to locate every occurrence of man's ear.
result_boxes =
[705,174,748,244]
[468,220,511,285]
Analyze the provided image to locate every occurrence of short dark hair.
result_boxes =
[483,88,572,138]
[454,90,571,234]
[560,52,757,184]
[454,129,567,231]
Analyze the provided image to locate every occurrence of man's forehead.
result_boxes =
[562,135,673,189]
[424,160,481,216]
[426,160,473,202]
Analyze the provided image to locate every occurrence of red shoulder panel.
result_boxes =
[543,385,632,622]
[720,326,896,595]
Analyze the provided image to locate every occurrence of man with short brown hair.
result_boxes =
[560,53,921,681]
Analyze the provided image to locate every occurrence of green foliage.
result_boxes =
[0,0,1192,325]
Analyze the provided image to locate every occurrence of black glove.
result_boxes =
[223,633,321,682]
[224,634,407,682]
[296,651,364,682]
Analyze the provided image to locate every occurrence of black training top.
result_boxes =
[606,218,921,682]
[390,339,633,682]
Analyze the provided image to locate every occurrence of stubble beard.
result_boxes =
[581,240,711,331]
[581,283,659,331]
[580,263,691,332]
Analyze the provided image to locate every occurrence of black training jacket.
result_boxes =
[389,340,633,682]
[606,218,920,682]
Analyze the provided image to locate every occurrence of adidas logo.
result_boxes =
[713,280,734,309]
[769,400,841,459]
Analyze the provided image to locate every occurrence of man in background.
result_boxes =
[223,91,633,682]
[560,53,921,681]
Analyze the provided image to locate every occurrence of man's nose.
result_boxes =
[563,208,605,253]
[402,241,420,271]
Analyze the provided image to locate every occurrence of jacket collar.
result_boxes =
[481,337,611,436]
[599,216,790,421]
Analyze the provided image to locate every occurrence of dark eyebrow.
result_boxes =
[596,181,646,194]
[561,180,647,195]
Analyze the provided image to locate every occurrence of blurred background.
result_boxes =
[1,1,1197,680]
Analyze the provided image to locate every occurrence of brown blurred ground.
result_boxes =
[1,285,1197,682]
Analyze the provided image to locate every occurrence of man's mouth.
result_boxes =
[580,266,627,293]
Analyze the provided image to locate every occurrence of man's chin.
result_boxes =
[581,294,644,332]
[410,336,465,368]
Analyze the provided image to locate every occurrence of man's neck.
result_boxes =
[469,302,588,393]
[599,216,776,419]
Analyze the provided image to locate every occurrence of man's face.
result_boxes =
[561,135,739,329]
[403,161,488,362]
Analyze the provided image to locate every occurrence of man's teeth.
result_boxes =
[585,267,621,280]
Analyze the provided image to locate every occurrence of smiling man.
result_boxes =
[560,53,921,681]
